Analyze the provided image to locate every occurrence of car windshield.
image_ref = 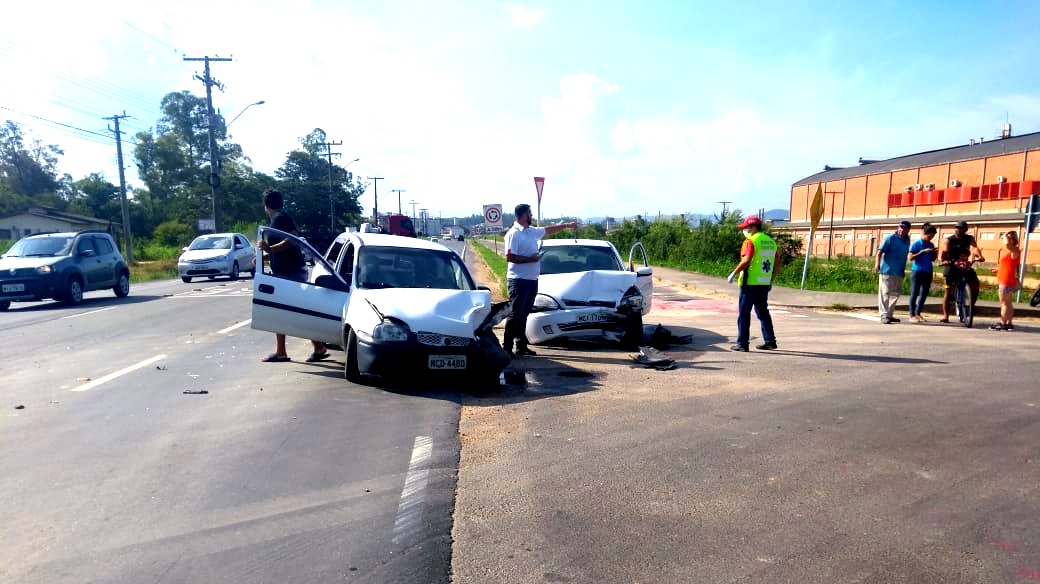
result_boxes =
[540,245,622,274]
[189,236,232,250]
[4,236,75,257]
[357,246,475,290]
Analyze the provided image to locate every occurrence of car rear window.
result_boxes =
[540,246,622,274]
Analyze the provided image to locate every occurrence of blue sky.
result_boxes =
[3,0,1040,220]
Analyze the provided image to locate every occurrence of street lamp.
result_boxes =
[330,158,360,232]
[226,100,265,127]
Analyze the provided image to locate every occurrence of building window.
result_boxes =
[817,233,829,239]
[980,232,996,240]
[857,233,869,240]
[833,233,845,239]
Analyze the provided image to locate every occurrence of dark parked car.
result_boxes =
[0,231,130,311]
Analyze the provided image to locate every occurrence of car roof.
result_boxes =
[541,238,615,248]
[340,232,449,251]
[194,233,242,238]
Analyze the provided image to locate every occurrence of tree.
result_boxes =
[0,120,64,200]
[69,173,119,220]
[274,129,365,241]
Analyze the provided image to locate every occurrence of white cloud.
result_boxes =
[505,3,546,27]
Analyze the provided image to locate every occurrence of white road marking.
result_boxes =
[392,435,433,546]
[61,306,116,320]
[787,314,809,318]
[771,309,791,314]
[841,312,883,321]
[71,354,167,392]
[217,319,252,334]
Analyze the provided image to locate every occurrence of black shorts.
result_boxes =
[944,267,978,288]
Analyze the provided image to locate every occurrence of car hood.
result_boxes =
[179,249,230,261]
[0,256,65,270]
[358,288,493,338]
[539,270,637,305]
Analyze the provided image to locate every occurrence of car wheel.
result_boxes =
[63,277,84,306]
[230,261,240,281]
[181,276,192,283]
[620,314,643,350]
[0,300,10,311]
[344,329,362,383]
[113,271,130,298]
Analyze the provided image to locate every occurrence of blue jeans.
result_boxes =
[505,278,539,350]
[909,271,932,317]
[736,285,776,348]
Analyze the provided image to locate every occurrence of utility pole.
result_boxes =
[717,201,732,216]
[391,189,406,214]
[103,111,134,263]
[420,208,429,237]
[183,55,232,232]
[319,139,342,232]
[825,190,842,260]
[368,176,384,225]
[409,200,418,228]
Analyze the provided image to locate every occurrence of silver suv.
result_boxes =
[0,231,130,311]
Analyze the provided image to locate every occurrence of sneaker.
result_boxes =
[889,317,901,323]
[1005,324,1015,331]
[756,341,778,350]
[990,323,1004,331]
[918,315,928,322]
[729,344,749,352]
[880,317,893,324]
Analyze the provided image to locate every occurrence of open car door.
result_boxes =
[251,227,350,345]
[628,242,653,314]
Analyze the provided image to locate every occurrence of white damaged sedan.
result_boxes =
[526,239,653,348]
[251,228,510,386]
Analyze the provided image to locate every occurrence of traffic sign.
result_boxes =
[534,177,545,204]
[809,185,825,230]
[483,204,503,229]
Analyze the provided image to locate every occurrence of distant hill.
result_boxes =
[763,209,789,221]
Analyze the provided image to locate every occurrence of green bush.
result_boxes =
[153,220,195,247]
[0,240,12,255]
[134,238,183,261]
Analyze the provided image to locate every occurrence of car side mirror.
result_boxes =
[79,249,95,258]
[314,274,349,292]
[234,243,244,249]
[181,246,189,252]
[636,266,653,277]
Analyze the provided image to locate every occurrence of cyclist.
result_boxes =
[940,220,984,323]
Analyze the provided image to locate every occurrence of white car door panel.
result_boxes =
[251,227,348,345]
[629,242,653,314]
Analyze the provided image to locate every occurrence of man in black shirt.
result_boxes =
[940,220,985,322]
[257,189,329,363]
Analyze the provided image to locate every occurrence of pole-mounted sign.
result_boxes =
[483,204,503,230]
[534,177,545,222]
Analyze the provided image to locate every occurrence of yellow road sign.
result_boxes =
[809,185,825,229]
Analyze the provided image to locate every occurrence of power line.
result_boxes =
[118,18,182,54]
[184,54,232,232]
[103,111,135,263]
[318,139,342,232]
[0,105,113,141]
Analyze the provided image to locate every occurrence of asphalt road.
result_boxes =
[1,274,462,583]
[453,284,1040,583]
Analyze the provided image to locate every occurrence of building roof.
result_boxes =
[2,206,112,226]
[793,130,1040,187]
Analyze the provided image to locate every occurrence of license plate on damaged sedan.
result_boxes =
[2,283,25,293]
[577,312,609,323]
[428,355,467,370]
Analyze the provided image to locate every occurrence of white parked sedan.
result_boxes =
[250,228,510,386]
[526,239,653,348]
[178,233,256,283]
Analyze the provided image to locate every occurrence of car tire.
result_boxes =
[113,271,130,298]
[250,269,256,279]
[344,329,362,383]
[0,300,10,311]
[230,261,240,281]
[63,277,84,306]
[181,276,192,283]
[620,314,643,350]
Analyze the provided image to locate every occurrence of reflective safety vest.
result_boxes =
[738,231,777,286]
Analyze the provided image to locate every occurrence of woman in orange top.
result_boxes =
[990,231,1021,331]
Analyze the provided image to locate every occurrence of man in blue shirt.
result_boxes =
[874,220,911,324]
[907,223,938,323]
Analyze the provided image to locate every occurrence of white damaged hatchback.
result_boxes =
[526,239,653,348]
[251,228,510,386]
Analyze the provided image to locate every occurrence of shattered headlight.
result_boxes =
[36,265,54,274]
[619,290,644,311]
[372,319,410,342]
[532,293,562,312]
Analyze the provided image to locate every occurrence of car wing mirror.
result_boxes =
[181,246,189,252]
[636,266,653,277]
[79,249,95,258]
[314,274,349,292]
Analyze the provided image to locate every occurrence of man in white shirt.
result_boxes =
[503,203,547,358]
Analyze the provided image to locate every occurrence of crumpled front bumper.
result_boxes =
[356,332,510,379]
[526,306,634,344]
